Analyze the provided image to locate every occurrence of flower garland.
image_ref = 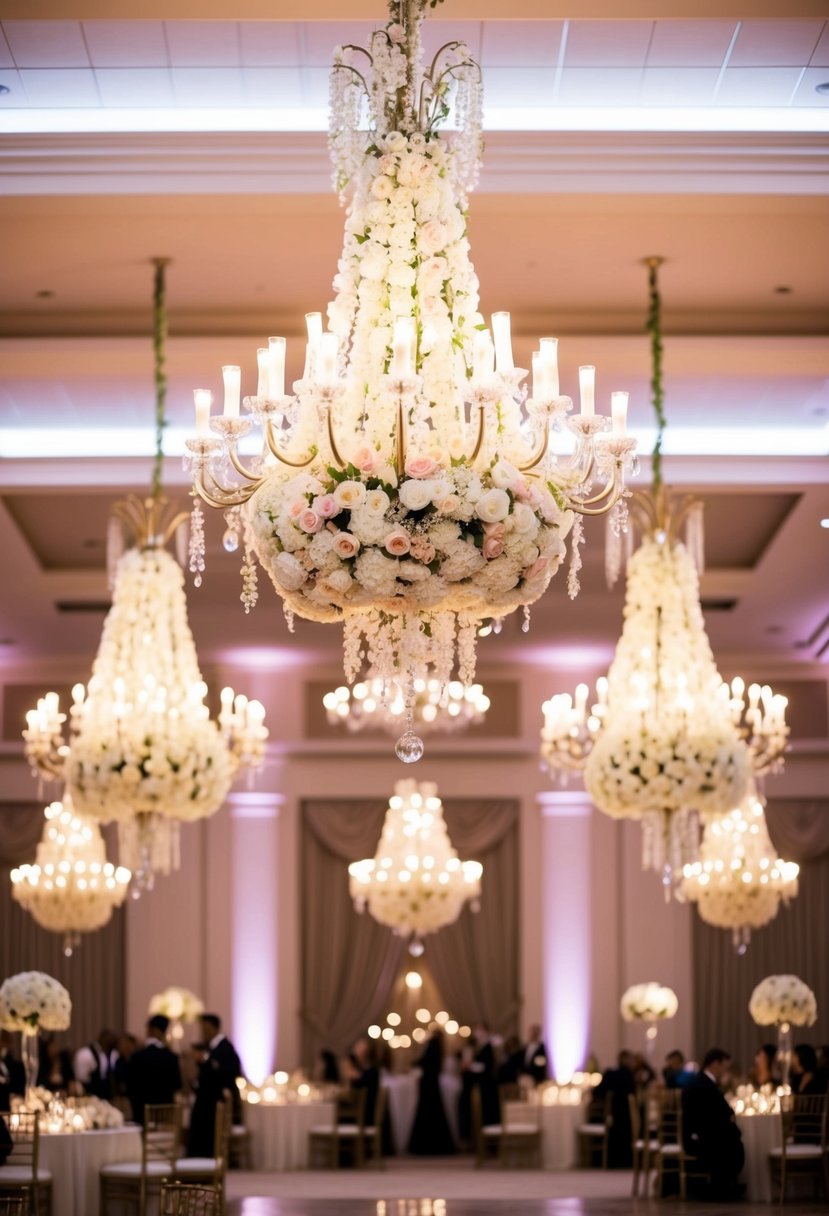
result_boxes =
[749,975,817,1028]
[0,972,71,1035]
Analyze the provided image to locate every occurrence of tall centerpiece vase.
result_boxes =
[644,1022,659,1066]
[21,1030,39,1105]
[776,1021,792,1090]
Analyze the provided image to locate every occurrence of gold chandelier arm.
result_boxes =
[466,402,486,465]
[394,394,407,480]
[264,424,316,469]
[161,511,191,546]
[194,467,256,510]
[517,414,551,473]
[326,408,347,469]
[227,444,265,484]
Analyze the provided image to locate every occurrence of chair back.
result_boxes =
[500,1087,540,1132]
[160,1182,219,1215]
[212,1098,232,1171]
[0,1198,26,1215]
[0,1112,39,1181]
[781,1092,827,1152]
[337,1087,366,1132]
[656,1088,681,1149]
[144,1103,182,1171]
[628,1092,642,1146]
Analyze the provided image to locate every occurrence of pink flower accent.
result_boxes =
[313,494,339,519]
[404,455,441,479]
[332,532,361,560]
[482,536,505,560]
[384,528,412,557]
[526,556,549,580]
[298,509,323,534]
[289,501,305,519]
[483,522,506,542]
[410,536,436,563]
[352,446,377,474]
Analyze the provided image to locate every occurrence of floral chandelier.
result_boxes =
[23,260,268,892]
[680,784,799,954]
[10,794,131,957]
[348,778,482,953]
[542,258,751,884]
[324,676,489,739]
[185,0,636,760]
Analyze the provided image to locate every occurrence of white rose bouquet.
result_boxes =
[0,971,72,1034]
[749,975,817,1027]
[148,986,204,1023]
[620,982,679,1022]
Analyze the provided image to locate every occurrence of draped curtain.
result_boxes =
[692,797,829,1070]
[0,803,126,1048]
[301,797,518,1067]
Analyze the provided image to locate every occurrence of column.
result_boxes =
[539,790,593,1082]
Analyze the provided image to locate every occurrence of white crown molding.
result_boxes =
[1,131,827,197]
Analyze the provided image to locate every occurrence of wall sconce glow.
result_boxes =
[820,518,829,529]
[540,795,592,1083]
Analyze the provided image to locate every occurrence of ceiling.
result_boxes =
[0,7,827,700]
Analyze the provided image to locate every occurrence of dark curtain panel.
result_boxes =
[0,802,126,1050]
[692,799,829,1071]
[301,797,519,1068]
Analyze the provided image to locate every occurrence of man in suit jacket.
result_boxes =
[0,1031,25,1111]
[127,1015,183,1125]
[187,1013,242,1157]
[682,1047,745,1199]
[73,1028,117,1100]
[519,1024,549,1085]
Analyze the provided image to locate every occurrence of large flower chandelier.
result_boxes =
[680,785,799,953]
[185,0,636,759]
[324,676,489,737]
[348,778,482,952]
[543,259,751,884]
[23,261,268,892]
[10,795,131,957]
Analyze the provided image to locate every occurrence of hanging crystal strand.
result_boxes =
[223,505,241,554]
[240,546,258,614]
[395,669,424,763]
[605,509,622,589]
[522,605,531,634]
[283,602,295,634]
[685,501,705,575]
[106,516,125,592]
[188,499,206,587]
[568,514,585,599]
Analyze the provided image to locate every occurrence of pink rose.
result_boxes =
[352,446,376,474]
[333,532,361,560]
[526,556,549,580]
[298,509,323,534]
[289,501,305,519]
[512,478,531,501]
[483,522,506,542]
[482,536,504,560]
[313,494,339,519]
[405,455,440,479]
[410,536,436,563]
[384,528,412,557]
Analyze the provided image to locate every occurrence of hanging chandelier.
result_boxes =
[680,784,799,954]
[10,794,131,957]
[324,677,489,736]
[23,260,268,892]
[348,778,482,953]
[541,258,751,885]
[184,0,636,761]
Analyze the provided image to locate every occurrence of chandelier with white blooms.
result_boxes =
[11,794,131,956]
[23,261,268,892]
[185,0,636,760]
[324,677,489,736]
[348,778,482,952]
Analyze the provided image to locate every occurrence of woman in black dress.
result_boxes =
[408,1030,456,1155]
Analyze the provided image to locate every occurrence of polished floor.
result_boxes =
[227,1200,829,1215]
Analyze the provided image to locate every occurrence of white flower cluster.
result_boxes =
[584,536,749,821]
[67,549,233,825]
[249,457,572,631]
[148,986,204,1023]
[620,982,679,1023]
[0,971,71,1034]
[748,974,817,1028]
[74,1096,125,1129]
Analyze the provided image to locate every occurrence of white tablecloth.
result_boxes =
[504,1100,583,1169]
[246,1101,335,1170]
[39,1126,143,1216]
[383,1072,461,1153]
[738,1113,779,1202]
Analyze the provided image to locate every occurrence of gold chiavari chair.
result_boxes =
[577,1090,612,1169]
[496,1083,543,1168]
[309,1088,367,1169]
[629,1092,658,1197]
[0,1196,26,1215]
[173,1099,230,1215]
[100,1102,181,1216]
[360,1086,388,1169]
[769,1092,828,1202]
[0,1112,52,1216]
[159,1182,220,1216]
[654,1089,682,1197]
[470,1085,501,1168]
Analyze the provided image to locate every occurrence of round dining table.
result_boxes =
[737,1112,779,1202]
[504,1098,584,1169]
[38,1124,143,1216]
[246,1100,336,1170]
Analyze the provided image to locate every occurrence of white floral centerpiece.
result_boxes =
[620,982,679,1023]
[749,975,817,1028]
[0,971,71,1036]
[149,986,204,1023]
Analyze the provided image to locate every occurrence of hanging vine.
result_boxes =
[151,257,171,503]
[644,256,667,494]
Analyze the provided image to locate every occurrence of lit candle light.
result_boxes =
[491,311,514,373]
[268,336,286,399]
[193,389,213,436]
[611,390,628,436]
[222,366,241,419]
[578,365,595,417]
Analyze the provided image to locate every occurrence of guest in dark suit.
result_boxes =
[497,1035,523,1085]
[519,1024,549,1085]
[470,1025,500,1126]
[0,1031,25,1110]
[73,1028,117,1100]
[127,1015,182,1125]
[409,1030,455,1155]
[37,1034,74,1093]
[594,1050,636,1168]
[663,1049,692,1089]
[344,1037,380,1126]
[187,1013,243,1157]
[682,1047,744,1200]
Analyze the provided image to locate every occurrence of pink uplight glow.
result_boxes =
[541,797,592,1082]
[216,646,316,670]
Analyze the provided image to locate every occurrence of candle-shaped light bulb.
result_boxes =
[302,312,323,380]
[491,311,514,373]
[531,351,543,400]
[578,365,595,417]
[539,337,560,397]
[318,332,338,386]
[193,388,213,436]
[611,390,628,436]
[472,329,495,380]
[268,336,286,399]
[221,366,241,418]
[256,348,270,399]
[391,317,413,378]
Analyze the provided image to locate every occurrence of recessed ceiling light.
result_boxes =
[816,82,829,95]
[820,518,829,529]
[773,285,792,295]
[0,85,10,96]
[36,289,55,299]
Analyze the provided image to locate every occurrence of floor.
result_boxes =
[224,1161,829,1215]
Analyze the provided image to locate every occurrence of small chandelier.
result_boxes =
[680,785,799,954]
[185,0,636,760]
[22,261,268,892]
[348,778,482,953]
[10,794,131,956]
[323,677,489,739]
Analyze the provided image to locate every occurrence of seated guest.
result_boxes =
[682,1047,744,1200]
[38,1034,74,1093]
[73,1028,117,1100]
[519,1023,549,1085]
[791,1044,825,1095]
[0,1031,25,1110]
[751,1043,778,1089]
[663,1049,691,1089]
[316,1048,340,1085]
[127,1015,182,1125]
[594,1050,636,1168]
[344,1037,380,1126]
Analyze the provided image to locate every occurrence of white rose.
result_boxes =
[510,502,538,534]
[475,488,511,523]
[398,479,435,512]
[490,459,521,490]
[364,488,391,516]
[333,480,367,510]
